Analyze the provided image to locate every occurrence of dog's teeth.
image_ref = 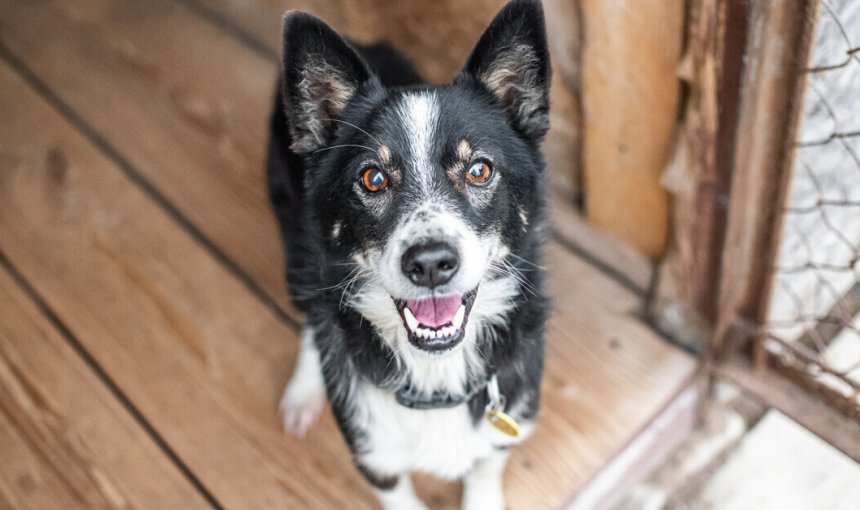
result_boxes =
[412,320,463,341]
[403,308,419,332]
[452,305,466,329]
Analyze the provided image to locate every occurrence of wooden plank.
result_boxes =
[0,62,375,509]
[550,191,653,295]
[190,0,503,83]
[0,0,294,316]
[542,0,585,201]
[0,58,696,507]
[650,0,747,352]
[568,386,699,510]
[0,266,210,509]
[529,246,696,508]
[579,0,683,258]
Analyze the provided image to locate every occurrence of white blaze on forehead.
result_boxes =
[397,92,439,192]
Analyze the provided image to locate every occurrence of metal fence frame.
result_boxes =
[762,0,860,422]
[707,0,860,461]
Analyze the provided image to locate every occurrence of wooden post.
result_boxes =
[580,0,684,258]
[650,0,748,350]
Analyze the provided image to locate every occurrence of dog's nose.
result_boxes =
[401,242,460,288]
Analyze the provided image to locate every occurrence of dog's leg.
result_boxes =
[279,327,326,436]
[462,449,509,510]
[371,474,429,510]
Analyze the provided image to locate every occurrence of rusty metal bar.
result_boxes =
[719,355,860,463]
[712,0,821,359]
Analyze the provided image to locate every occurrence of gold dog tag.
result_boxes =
[485,374,521,437]
[487,408,521,437]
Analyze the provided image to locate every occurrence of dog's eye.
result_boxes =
[465,161,494,186]
[360,167,389,192]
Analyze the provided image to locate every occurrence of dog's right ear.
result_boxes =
[281,12,375,154]
[457,0,550,141]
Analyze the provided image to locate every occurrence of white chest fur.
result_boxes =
[353,383,531,480]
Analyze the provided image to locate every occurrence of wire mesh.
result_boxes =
[766,0,860,417]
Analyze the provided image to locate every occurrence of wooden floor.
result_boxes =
[0,0,696,508]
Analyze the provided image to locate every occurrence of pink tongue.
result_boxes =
[406,296,462,328]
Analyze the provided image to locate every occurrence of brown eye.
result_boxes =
[361,167,389,192]
[465,161,494,186]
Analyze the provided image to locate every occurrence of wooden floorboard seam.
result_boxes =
[0,248,225,510]
[0,40,300,332]
[550,231,650,297]
[177,0,278,60]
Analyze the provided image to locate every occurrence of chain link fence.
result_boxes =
[765,0,860,418]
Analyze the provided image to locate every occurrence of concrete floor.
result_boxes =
[615,382,860,510]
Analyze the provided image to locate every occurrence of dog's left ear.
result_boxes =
[457,0,551,141]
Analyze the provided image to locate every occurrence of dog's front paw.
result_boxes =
[405,500,431,510]
[462,488,505,510]
[462,450,509,510]
[280,327,326,436]
[386,498,430,510]
[375,476,430,510]
[279,378,325,437]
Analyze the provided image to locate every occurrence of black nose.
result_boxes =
[401,242,460,288]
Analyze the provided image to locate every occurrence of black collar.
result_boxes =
[394,375,490,410]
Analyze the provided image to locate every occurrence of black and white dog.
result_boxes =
[268,1,549,507]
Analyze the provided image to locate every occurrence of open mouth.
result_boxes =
[394,288,478,352]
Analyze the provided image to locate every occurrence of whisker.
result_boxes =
[341,271,382,311]
[474,343,491,364]
[507,252,544,270]
[312,143,377,154]
[497,259,538,296]
[314,265,363,292]
[340,271,366,309]
[383,347,399,372]
[324,118,384,148]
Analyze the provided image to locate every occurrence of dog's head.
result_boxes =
[281,0,549,356]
